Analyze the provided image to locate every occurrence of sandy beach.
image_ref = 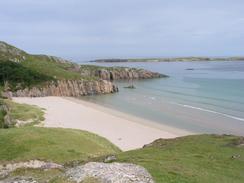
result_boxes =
[13,97,190,151]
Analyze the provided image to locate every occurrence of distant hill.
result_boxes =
[90,56,244,63]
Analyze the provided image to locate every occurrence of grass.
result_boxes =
[22,55,82,80]
[4,99,45,126]
[0,127,120,164]
[0,41,27,62]
[0,41,100,91]
[116,135,244,183]
[0,61,53,90]
[1,101,244,182]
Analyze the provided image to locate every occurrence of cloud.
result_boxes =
[0,0,244,60]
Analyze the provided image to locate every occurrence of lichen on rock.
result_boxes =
[66,162,154,183]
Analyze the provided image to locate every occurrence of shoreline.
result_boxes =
[13,97,191,151]
[65,97,191,136]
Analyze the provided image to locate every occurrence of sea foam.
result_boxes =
[172,102,244,122]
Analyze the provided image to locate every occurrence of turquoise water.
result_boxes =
[81,61,244,135]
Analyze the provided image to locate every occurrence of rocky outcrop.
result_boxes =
[0,177,38,183]
[0,101,14,128]
[90,68,166,80]
[0,160,63,179]
[66,162,154,183]
[81,67,168,81]
[4,80,118,98]
[0,41,27,62]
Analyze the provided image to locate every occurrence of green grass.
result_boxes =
[22,55,81,80]
[0,127,120,164]
[0,41,27,62]
[116,135,244,183]
[0,61,53,90]
[0,41,99,91]
[4,99,45,126]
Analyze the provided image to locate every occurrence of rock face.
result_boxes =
[79,65,167,81]
[4,80,118,98]
[66,162,154,183]
[93,68,166,80]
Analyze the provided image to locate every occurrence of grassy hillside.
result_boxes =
[0,61,54,90]
[0,127,120,164]
[0,41,89,90]
[116,135,244,183]
[21,55,81,80]
[0,41,27,62]
[2,133,244,182]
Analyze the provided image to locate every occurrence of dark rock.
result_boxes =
[104,155,117,163]
[124,85,136,89]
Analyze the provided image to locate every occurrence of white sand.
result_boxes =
[13,97,190,151]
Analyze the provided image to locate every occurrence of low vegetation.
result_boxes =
[0,41,98,92]
[2,133,244,182]
[1,41,244,182]
[22,55,81,80]
[0,127,120,164]
[116,135,244,183]
[1,100,244,183]
[4,99,45,126]
[0,98,45,128]
[0,61,53,91]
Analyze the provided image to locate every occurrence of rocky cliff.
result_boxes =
[80,66,167,81]
[1,41,167,99]
[3,80,118,98]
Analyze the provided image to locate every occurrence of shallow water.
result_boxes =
[81,61,244,136]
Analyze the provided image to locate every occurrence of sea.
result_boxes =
[81,61,244,136]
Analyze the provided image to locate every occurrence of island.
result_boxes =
[90,57,244,63]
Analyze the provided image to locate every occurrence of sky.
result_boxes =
[0,0,243,61]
